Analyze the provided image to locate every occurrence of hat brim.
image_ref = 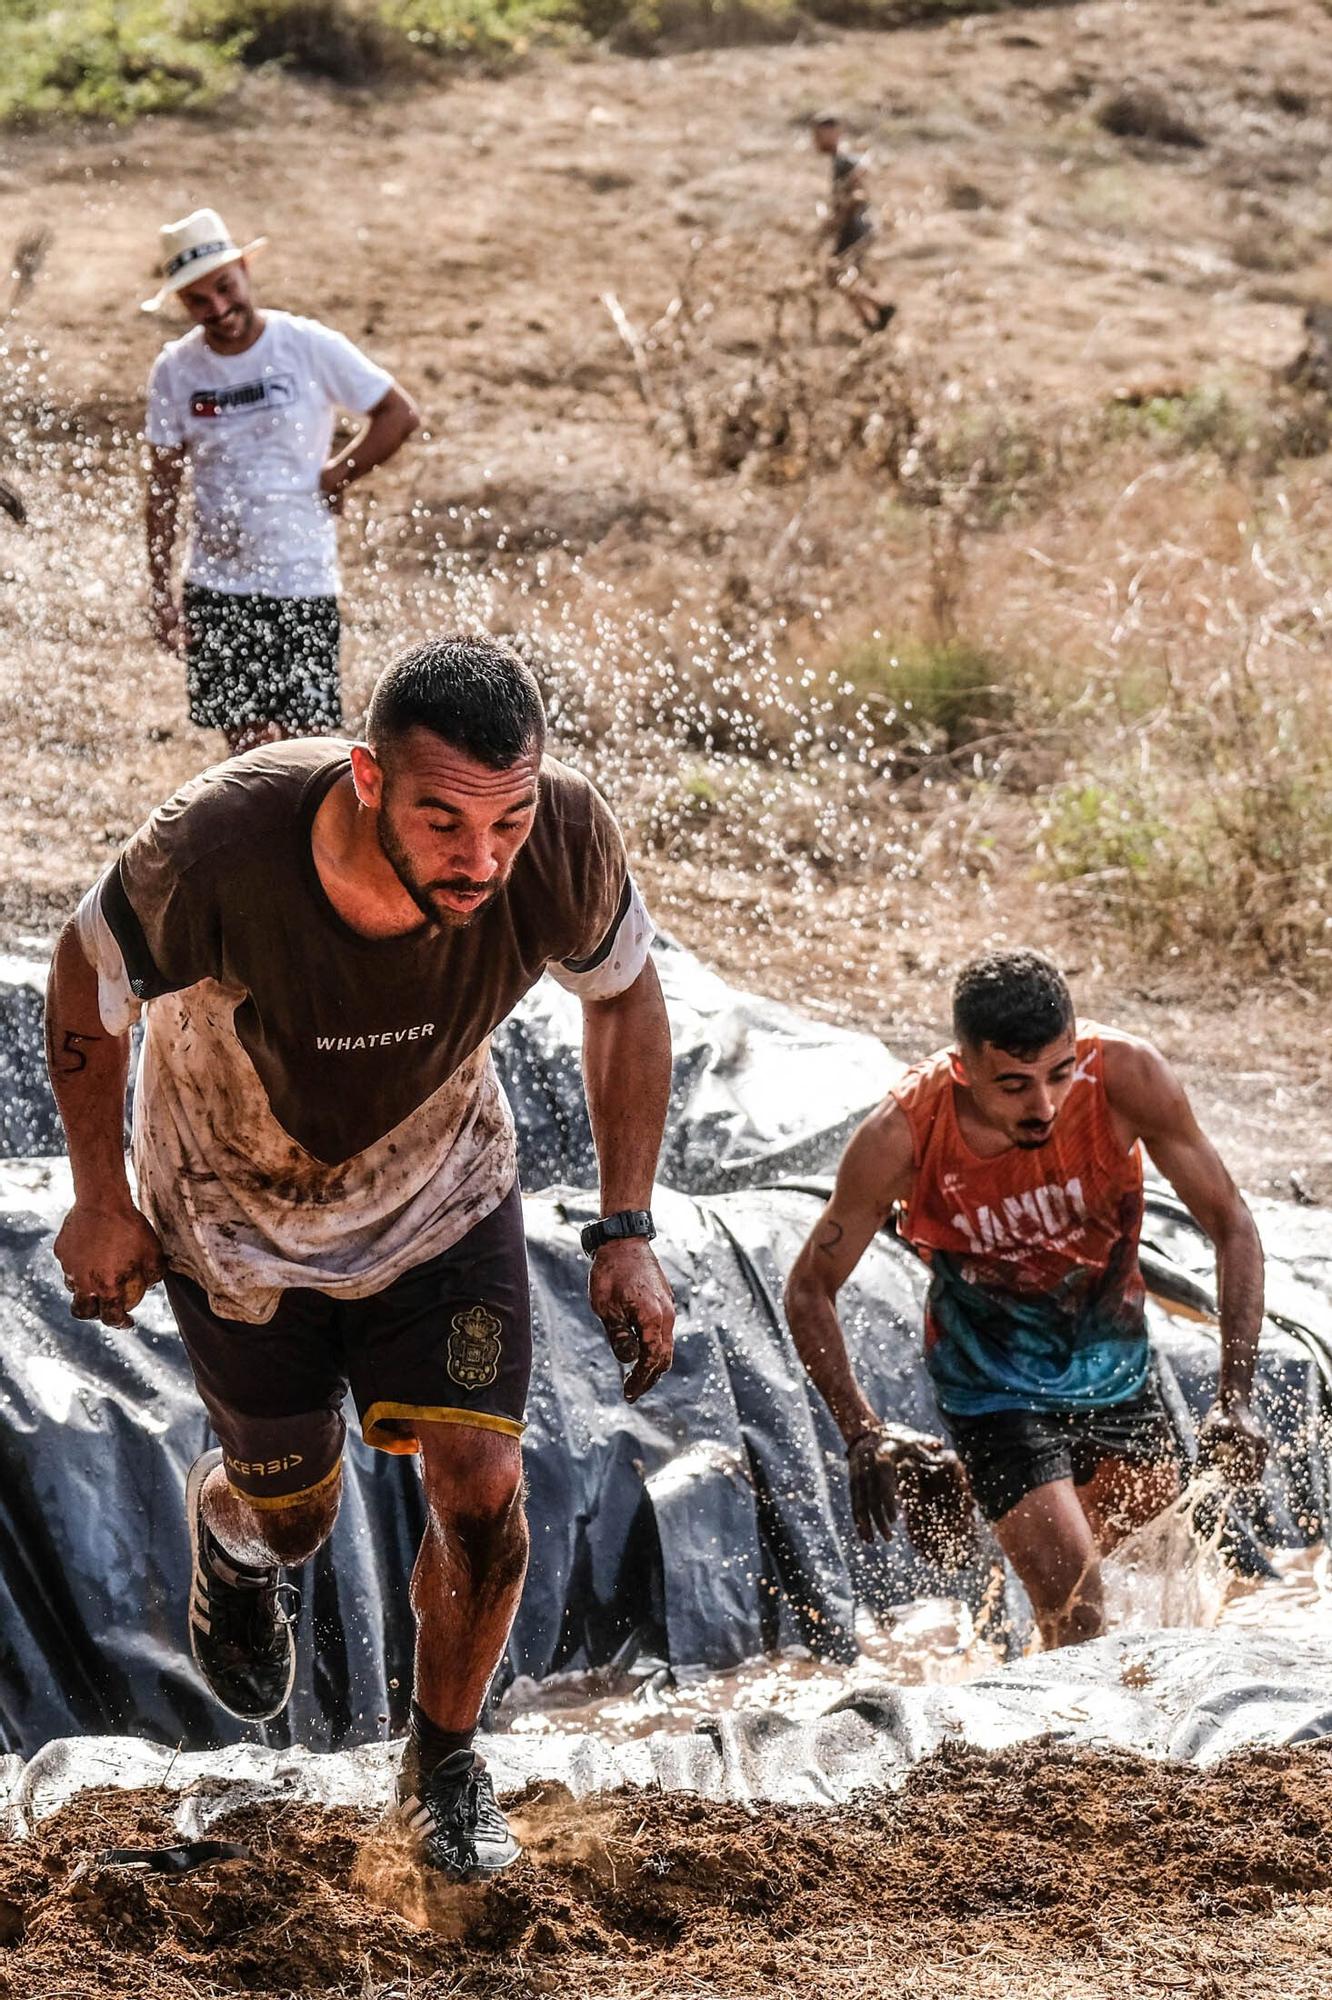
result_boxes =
[140,237,267,314]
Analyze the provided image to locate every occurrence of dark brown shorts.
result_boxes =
[941,1382,1181,1524]
[163,1186,531,1511]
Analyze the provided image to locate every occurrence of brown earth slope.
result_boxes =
[1,1742,1330,1999]
[0,0,1330,1193]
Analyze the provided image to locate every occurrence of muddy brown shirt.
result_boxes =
[75,741,654,1322]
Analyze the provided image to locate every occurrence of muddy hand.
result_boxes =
[589,1238,675,1403]
[896,1443,978,1570]
[847,1428,899,1543]
[53,1199,165,1329]
[848,1422,973,1555]
[1197,1398,1268,1486]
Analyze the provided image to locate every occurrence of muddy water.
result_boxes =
[502,1522,1330,1746]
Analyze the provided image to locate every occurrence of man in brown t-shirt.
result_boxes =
[44,634,675,1881]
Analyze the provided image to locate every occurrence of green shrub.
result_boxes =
[0,1,236,124]
[1041,770,1332,980]
[187,0,414,77]
[0,0,1059,121]
[191,0,572,73]
[1103,386,1257,464]
[836,637,1016,757]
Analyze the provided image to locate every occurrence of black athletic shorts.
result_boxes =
[182,583,342,735]
[941,1381,1181,1525]
[163,1186,531,1511]
[832,215,875,262]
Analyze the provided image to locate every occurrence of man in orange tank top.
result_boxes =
[785,949,1268,1649]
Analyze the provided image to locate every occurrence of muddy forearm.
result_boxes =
[45,924,133,1206]
[784,1271,879,1444]
[1215,1205,1265,1406]
[580,959,671,1213]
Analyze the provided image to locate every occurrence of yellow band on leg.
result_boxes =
[360,1401,526,1454]
[224,1456,343,1513]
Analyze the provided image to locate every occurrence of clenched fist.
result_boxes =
[53,1199,165,1330]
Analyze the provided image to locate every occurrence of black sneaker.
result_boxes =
[185,1448,296,1722]
[397,1747,521,1881]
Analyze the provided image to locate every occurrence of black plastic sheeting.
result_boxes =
[0,949,1328,1760]
[0,959,50,1159]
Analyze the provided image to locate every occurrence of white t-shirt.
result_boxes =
[145,310,394,600]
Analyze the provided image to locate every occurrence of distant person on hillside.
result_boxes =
[785,949,1268,1649]
[811,112,895,337]
[141,208,419,756]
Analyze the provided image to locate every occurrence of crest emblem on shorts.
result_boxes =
[447,1305,503,1390]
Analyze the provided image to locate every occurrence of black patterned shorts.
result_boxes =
[163,1186,531,1509]
[182,583,342,735]
[941,1382,1182,1524]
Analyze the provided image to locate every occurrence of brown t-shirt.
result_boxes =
[76,741,654,1321]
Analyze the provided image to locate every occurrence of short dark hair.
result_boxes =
[952,949,1075,1060]
[365,635,546,769]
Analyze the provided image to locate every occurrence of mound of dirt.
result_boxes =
[0,1741,1329,1998]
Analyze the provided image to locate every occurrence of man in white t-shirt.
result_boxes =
[143,208,419,755]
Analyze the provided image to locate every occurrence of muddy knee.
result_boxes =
[416,1433,528,1597]
[238,1486,340,1566]
[258,1502,338,1565]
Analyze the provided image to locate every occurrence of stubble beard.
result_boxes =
[375,815,502,931]
[206,301,256,350]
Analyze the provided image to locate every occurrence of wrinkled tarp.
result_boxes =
[0,957,49,1159]
[0,950,1328,1760]
[3,1627,1329,1832]
[2,1171,1328,1761]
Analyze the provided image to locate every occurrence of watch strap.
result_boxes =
[580,1208,656,1255]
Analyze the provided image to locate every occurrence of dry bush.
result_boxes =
[1004,470,1332,985]
[1042,751,1332,982]
[646,251,1066,517]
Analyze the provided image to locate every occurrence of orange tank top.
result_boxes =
[890,1026,1150,1415]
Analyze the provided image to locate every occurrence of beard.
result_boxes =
[375,815,505,930]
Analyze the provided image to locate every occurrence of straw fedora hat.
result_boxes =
[141,208,267,314]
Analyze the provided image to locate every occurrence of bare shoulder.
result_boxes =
[1098,1025,1190,1136]
[839,1090,916,1204]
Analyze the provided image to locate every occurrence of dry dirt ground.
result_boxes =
[1,1742,1330,2000]
[0,0,1331,1195]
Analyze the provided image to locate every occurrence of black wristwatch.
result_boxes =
[580,1209,656,1256]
